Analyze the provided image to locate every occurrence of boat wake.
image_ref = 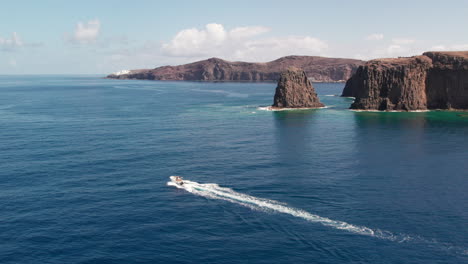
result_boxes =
[168,177,468,256]
[168,178,407,241]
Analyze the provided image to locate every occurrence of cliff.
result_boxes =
[107,56,363,82]
[272,67,324,108]
[343,51,468,111]
[424,52,468,109]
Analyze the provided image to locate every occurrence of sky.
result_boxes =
[1,0,468,74]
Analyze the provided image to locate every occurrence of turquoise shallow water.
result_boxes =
[0,76,467,263]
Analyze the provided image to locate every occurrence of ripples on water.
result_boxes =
[0,76,467,263]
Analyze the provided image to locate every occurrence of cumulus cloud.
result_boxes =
[162,23,229,57]
[0,32,23,51]
[161,23,328,61]
[366,33,384,41]
[66,19,101,44]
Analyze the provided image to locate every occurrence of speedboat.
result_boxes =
[170,176,184,186]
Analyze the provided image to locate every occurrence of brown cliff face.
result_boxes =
[424,52,468,109]
[272,68,324,108]
[107,56,363,82]
[345,51,468,111]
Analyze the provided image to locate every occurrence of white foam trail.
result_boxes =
[167,179,407,241]
[168,178,468,256]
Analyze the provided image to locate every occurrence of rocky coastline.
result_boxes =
[343,51,468,111]
[107,56,363,83]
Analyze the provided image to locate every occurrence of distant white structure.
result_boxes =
[111,70,130,76]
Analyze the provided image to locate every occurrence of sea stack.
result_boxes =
[272,67,324,108]
[343,51,468,111]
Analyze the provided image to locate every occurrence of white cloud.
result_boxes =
[67,19,101,44]
[161,23,229,57]
[0,32,23,51]
[366,33,384,41]
[392,38,415,45]
[161,23,327,61]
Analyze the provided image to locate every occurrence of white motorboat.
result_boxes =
[169,176,184,186]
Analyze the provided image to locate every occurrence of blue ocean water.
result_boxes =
[0,75,467,264]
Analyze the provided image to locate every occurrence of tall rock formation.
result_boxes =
[343,51,468,111]
[107,56,363,82]
[424,52,468,109]
[272,68,324,108]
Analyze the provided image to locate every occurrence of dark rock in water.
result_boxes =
[272,67,324,108]
[343,51,468,111]
[107,56,363,83]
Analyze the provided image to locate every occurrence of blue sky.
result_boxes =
[1,0,467,74]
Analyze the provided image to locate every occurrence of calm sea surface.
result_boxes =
[0,75,467,264]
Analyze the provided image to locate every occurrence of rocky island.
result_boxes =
[343,51,468,111]
[272,67,324,109]
[107,56,363,82]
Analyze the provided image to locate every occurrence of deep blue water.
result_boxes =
[0,75,467,264]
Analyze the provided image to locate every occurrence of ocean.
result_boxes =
[0,75,467,264]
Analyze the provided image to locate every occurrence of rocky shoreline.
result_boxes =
[107,56,363,83]
[107,51,468,112]
[342,51,468,111]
